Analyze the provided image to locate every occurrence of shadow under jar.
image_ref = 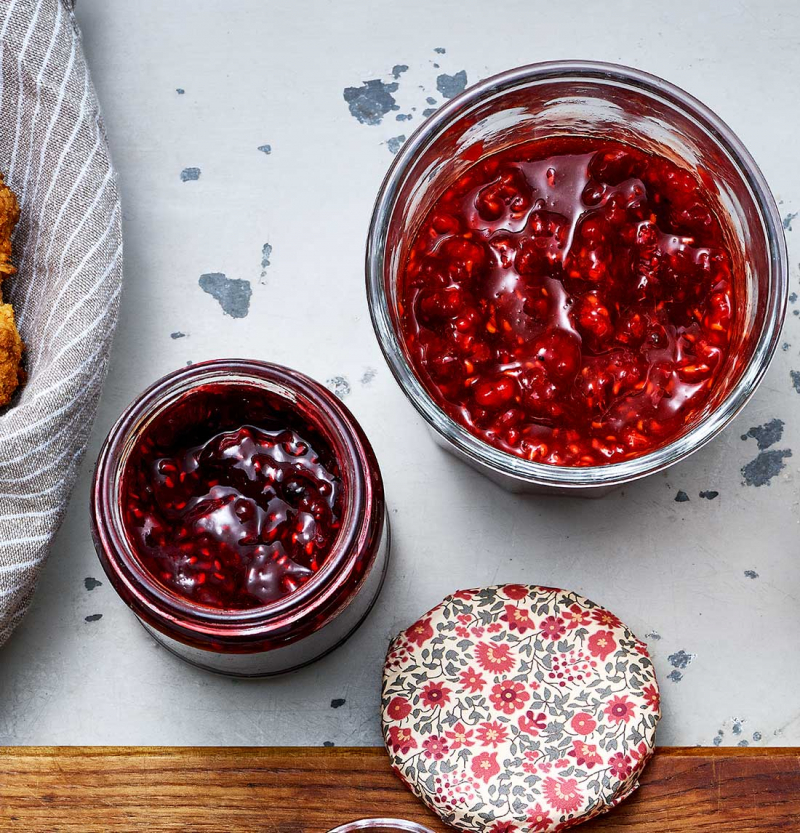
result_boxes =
[90,360,389,677]
[367,61,788,495]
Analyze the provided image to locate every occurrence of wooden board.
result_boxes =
[1,747,799,832]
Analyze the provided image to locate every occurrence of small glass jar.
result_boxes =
[366,61,788,495]
[90,359,390,677]
[327,821,436,833]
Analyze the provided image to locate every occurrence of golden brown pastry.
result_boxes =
[0,173,23,407]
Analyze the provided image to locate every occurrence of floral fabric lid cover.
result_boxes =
[381,585,660,833]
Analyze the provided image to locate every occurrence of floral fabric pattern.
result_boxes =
[381,586,660,832]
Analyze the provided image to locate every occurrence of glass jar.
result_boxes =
[366,61,787,495]
[90,359,389,676]
[327,821,436,833]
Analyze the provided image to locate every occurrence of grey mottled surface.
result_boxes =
[0,0,798,748]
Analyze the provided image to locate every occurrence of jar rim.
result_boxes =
[90,358,384,642]
[366,60,788,488]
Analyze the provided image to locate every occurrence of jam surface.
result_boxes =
[400,138,735,466]
[122,386,342,610]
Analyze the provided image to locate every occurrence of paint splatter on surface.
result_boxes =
[668,650,696,670]
[258,144,272,155]
[791,370,800,393]
[422,107,437,118]
[742,448,793,487]
[675,490,690,502]
[436,70,468,99]
[326,376,351,399]
[645,631,662,641]
[260,243,272,280]
[790,292,798,303]
[667,670,683,683]
[391,64,409,80]
[713,732,723,747]
[744,570,759,579]
[741,418,784,450]
[198,273,252,318]
[426,96,437,105]
[330,698,346,709]
[396,113,412,122]
[699,490,719,500]
[434,47,446,54]
[322,741,335,747]
[387,135,406,154]
[180,167,201,182]
[84,577,102,591]
[783,211,798,231]
[170,332,186,340]
[343,79,399,125]
[85,614,103,623]
[753,732,762,741]
[783,342,791,352]
[176,88,185,95]
[360,367,377,385]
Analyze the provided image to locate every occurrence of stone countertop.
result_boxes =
[0,0,798,748]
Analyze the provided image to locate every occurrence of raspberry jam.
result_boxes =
[399,138,736,466]
[121,385,343,610]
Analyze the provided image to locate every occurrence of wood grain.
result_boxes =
[1,747,799,832]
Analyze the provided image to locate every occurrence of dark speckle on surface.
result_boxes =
[170,331,186,340]
[732,721,743,735]
[744,570,759,579]
[782,342,791,351]
[180,167,201,182]
[674,490,690,502]
[668,650,695,670]
[713,734,722,747]
[753,731,762,741]
[737,739,749,747]
[176,88,185,95]
[391,64,408,79]
[667,670,683,683]
[742,448,792,487]
[741,418,784,450]
[699,490,719,500]
[434,47,446,54]
[426,96,437,105]
[257,144,272,155]
[361,367,377,385]
[85,614,103,623]
[790,292,798,303]
[260,243,272,280]
[198,273,252,318]
[436,70,468,99]
[326,376,351,399]
[794,309,800,316]
[330,698,346,709]
[791,370,800,393]
[323,741,335,747]
[84,577,102,591]
[645,631,661,641]
[396,113,411,122]
[783,211,799,231]
[343,79,399,125]
[387,135,406,154]
[422,107,437,118]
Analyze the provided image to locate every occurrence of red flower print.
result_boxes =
[471,626,485,638]
[605,695,636,724]
[518,710,548,735]
[642,683,660,712]
[386,697,412,721]
[540,615,567,641]
[475,641,516,674]
[563,603,591,629]
[459,666,486,694]
[387,725,417,755]
[542,777,583,814]
[592,608,622,629]
[422,735,450,760]
[608,751,633,779]
[526,803,554,832]
[445,722,474,750]
[501,604,536,634]
[490,680,530,714]
[453,589,474,600]
[405,617,434,647]
[504,584,529,600]
[568,740,602,769]
[419,681,451,709]
[470,751,500,783]
[457,614,472,625]
[588,629,617,660]
[489,822,518,833]
[487,622,502,633]
[476,719,509,748]
[456,626,470,638]
[570,712,597,735]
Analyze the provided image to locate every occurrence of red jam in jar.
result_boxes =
[122,385,343,610]
[400,138,736,466]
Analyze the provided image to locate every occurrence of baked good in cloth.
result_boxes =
[0,172,23,407]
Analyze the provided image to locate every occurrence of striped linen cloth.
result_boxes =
[0,0,122,647]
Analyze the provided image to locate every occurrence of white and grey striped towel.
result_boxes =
[0,0,122,647]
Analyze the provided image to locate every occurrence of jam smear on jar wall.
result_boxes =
[399,137,736,466]
[121,385,343,610]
